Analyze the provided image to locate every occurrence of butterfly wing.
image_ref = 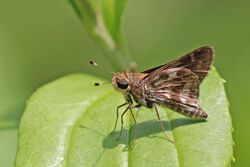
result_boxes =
[142,46,214,83]
[143,67,207,118]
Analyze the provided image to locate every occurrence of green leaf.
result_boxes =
[15,69,233,167]
[69,0,131,70]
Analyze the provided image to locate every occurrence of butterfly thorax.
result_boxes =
[112,72,148,106]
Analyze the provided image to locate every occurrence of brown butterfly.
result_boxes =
[111,46,214,142]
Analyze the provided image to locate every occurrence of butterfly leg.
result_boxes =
[128,104,141,149]
[154,105,174,143]
[129,104,141,134]
[128,107,137,149]
[117,104,131,140]
[112,102,128,133]
[129,108,136,124]
[130,104,141,124]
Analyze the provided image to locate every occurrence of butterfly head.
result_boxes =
[112,73,129,93]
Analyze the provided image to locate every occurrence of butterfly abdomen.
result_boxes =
[180,107,208,119]
[161,101,208,119]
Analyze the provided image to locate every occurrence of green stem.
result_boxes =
[96,33,131,71]
[69,0,132,71]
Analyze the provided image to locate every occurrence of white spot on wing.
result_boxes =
[168,71,177,79]
[179,96,187,104]
[163,93,171,99]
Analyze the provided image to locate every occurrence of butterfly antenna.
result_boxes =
[89,60,113,87]
[89,60,114,75]
[94,82,111,86]
[89,60,98,66]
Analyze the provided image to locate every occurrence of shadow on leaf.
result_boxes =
[102,118,206,150]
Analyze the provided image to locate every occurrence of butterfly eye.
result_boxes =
[117,78,128,89]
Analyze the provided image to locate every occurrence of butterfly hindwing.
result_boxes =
[142,67,208,118]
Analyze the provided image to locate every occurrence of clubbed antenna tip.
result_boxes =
[94,83,100,86]
[89,60,98,66]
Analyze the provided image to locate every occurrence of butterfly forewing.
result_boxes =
[142,46,214,83]
[144,68,200,107]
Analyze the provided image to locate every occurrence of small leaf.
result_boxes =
[15,69,233,167]
[69,0,131,70]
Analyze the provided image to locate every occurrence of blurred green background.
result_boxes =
[0,0,249,166]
